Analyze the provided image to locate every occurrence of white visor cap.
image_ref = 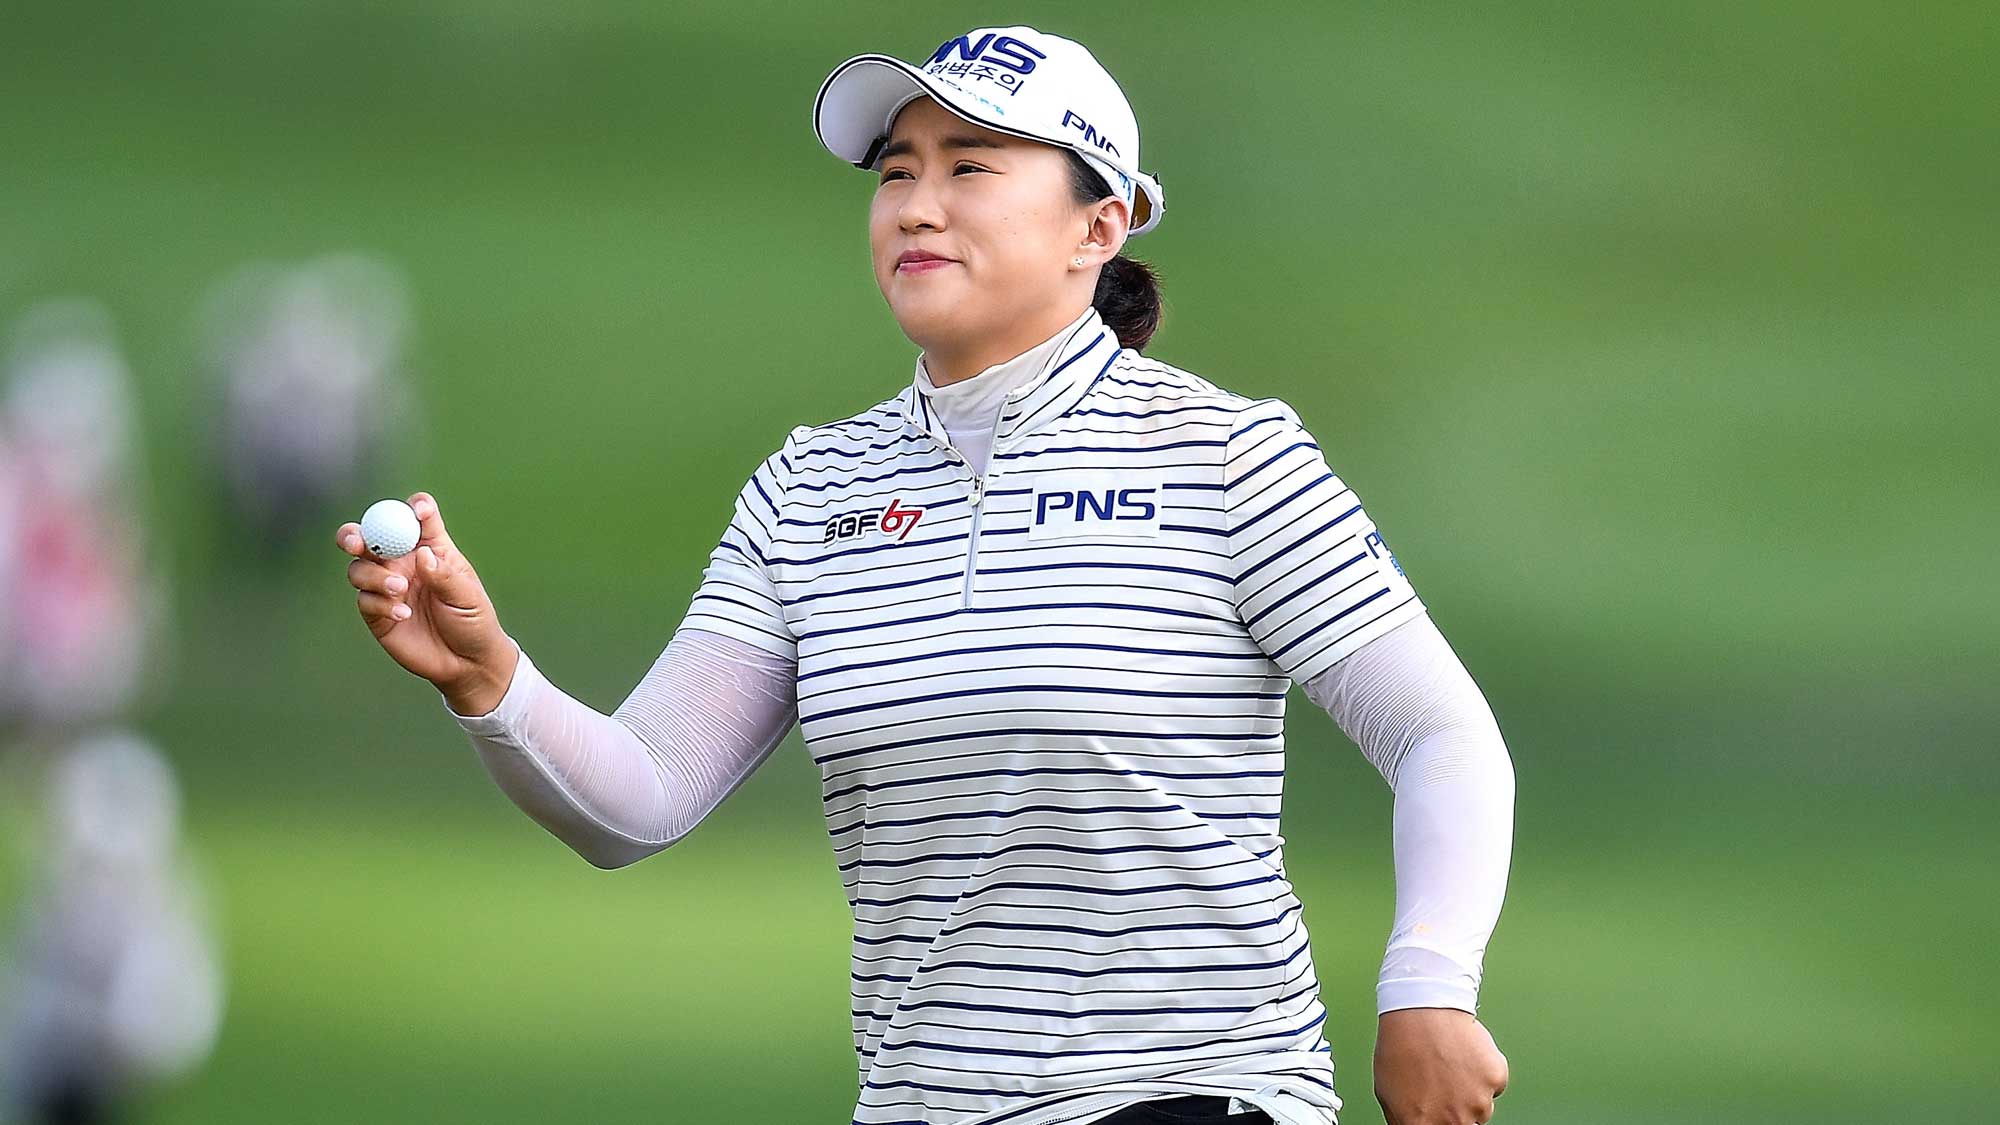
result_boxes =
[813,26,1164,236]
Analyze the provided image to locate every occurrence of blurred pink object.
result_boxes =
[0,299,157,729]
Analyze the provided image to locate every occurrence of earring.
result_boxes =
[1072,256,1085,267]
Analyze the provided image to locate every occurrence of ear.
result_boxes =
[1075,196,1132,270]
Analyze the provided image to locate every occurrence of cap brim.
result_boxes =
[813,53,1165,236]
[814,55,960,168]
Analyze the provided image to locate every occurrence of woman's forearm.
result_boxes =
[1303,611,1517,1015]
[441,628,799,869]
[1375,717,1515,1012]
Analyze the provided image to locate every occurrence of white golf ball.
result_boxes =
[359,498,421,560]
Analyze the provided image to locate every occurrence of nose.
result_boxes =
[897,168,947,234]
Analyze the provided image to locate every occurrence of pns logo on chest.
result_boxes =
[823,497,926,544]
[1029,479,1162,540]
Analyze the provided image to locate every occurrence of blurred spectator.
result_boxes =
[0,730,224,1125]
[0,301,162,730]
[199,252,419,557]
[0,425,21,723]
[0,300,216,1123]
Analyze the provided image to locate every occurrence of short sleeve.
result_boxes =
[1225,398,1426,685]
[674,428,805,663]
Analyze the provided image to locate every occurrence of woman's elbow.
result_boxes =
[569,830,678,871]
[499,790,686,869]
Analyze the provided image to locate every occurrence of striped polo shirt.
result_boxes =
[678,306,1425,1125]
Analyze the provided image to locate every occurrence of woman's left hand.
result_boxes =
[1373,1007,1509,1125]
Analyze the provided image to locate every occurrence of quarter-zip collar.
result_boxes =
[898,305,1118,455]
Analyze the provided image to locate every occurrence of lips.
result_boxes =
[896,250,957,273]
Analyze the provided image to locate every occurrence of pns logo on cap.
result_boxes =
[924,32,1045,99]
[1059,109,1119,159]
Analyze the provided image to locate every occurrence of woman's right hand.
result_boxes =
[336,491,517,714]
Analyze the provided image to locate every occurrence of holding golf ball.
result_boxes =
[359,498,421,560]
[335,491,516,715]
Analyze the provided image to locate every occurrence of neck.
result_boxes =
[922,300,1094,388]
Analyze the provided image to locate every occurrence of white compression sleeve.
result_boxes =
[1301,611,1516,1016]
[438,627,799,869]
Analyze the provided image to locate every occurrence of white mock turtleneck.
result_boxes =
[912,305,1097,475]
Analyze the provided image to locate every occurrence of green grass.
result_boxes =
[118,774,1995,1124]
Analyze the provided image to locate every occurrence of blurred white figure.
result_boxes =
[0,301,160,729]
[1,730,225,1125]
[2,301,136,502]
[201,252,418,551]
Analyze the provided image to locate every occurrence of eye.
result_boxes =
[877,162,990,184]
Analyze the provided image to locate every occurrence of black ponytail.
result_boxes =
[1062,149,1164,352]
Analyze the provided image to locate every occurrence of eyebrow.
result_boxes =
[877,133,1011,161]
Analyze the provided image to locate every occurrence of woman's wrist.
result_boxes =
[441,640,521,718]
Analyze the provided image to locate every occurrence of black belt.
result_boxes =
[1093,1093,1273,1124]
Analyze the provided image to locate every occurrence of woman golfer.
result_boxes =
[336,25,1514,1125]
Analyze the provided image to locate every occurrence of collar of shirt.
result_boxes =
[898,304,1120,455]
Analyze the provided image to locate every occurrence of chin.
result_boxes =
[885,288,972,345]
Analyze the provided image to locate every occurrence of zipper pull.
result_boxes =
[970,476,985,505]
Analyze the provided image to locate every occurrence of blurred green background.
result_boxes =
[3,1,1995,1122]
